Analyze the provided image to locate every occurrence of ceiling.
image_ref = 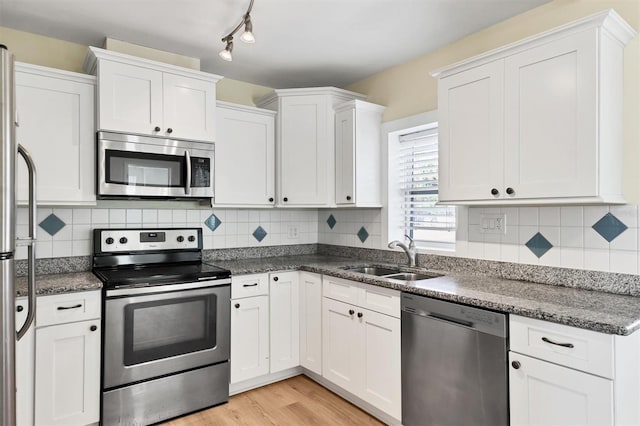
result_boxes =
[0,0,550,88]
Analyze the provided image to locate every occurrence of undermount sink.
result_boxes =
[342,265,443,282]
[344,266,402,276]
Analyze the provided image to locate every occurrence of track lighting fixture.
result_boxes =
[219,0,255,62]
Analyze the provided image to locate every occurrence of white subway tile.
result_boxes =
[35,241,52,258]
[610,228,637,251]
[518,226,538,245]
[610,205,638,228]
[236,210,248,222]
[52,241,72,257]
[15,246,27,260]
[249,210,260,222]
[610,250,638,274]
[53,208,73,224]
[226,235,238,247]
[560,227,583,248]
[519,246,540,265]
[157,209,173,223]
[500,244,519,262]
[539,226,560,247]
[484,243,501,261]
[468,208,483,225]
[583,206,609,227]
[539,207,561,226]
[584,227,610,250]
[72,208,91,225]
[91,209,109,224]
[226,209,238,223]
[17,208,28,225]
[172,209,187,223]
[519,207,538,226]
[560,248,584,269]
[52,224,72,241]
[501,225,519,245]
[142,209,157,224]
[467,242,484,259]
[126,209,142,223]
[186,210,200,223]
[200,209,212,221]
[109,209,126,224]
[539,248,561,267]
[583,249,610,272]
[37,208,53,224]
[72,224,91,241]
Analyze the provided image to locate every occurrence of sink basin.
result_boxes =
[384,272,443,281]
[344,266,402,276]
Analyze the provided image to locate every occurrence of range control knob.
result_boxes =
[188,235,196,242]
[177,236,184,242]
[119,237,128,244]
[105,237,114,245]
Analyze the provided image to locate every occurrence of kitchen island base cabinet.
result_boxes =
[270,272,300,373]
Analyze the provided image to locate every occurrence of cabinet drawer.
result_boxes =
[510,315,613,378]
[358,283,400,318]
[322,276,360,305]
[232,273,269,299]
[36,290,101,327]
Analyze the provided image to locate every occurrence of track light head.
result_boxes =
[240,16,255,43]
[219,38,233,61]
[219,0,255,61]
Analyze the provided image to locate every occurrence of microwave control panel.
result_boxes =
[191,157,211,188]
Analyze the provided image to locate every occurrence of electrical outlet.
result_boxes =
[480,214,507,234]
[287,226,298,239]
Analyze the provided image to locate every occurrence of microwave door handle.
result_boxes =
[184,150,191,195]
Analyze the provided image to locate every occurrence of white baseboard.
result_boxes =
[229,366,303,396]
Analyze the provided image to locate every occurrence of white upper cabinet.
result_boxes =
[334,100,385,207]
[256,87,366,207]
[84,47,221,142]
[215,102,275,206]
[433,10,636,205]
[15,63,96,206]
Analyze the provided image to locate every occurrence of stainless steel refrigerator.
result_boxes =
[1,44,37,426]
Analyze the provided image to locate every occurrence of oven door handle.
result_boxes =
[184,150,191,196]
[106,278,231,297]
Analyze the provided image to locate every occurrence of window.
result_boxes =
[397,126,455,249]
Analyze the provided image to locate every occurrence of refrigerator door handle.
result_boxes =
[17,144,36,340]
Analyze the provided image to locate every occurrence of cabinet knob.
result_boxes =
[511,360,521,369]
[349,309,355,315]
[283,197,288,202]
[357,312,363,318]
[491,188,499,196]
[346,195,352,201]
[154,126,161,132]
[234,303,240,309]
[167,128,173,134]
[506,187,515,195]
[16,305,23,312]
[273,276,279,282]
[269,197,274,202]
[90,325,98,332]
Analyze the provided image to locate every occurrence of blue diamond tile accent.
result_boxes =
[252,226,267,242]
[525,232,553,258]
[39,213,66,236]
[204,214,221,232]
[326,214,337,229]
[357,226,369,243]
[592,212,628,242]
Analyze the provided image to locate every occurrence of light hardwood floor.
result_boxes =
[162,375,384,425]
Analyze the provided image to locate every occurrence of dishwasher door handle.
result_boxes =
[427,312,474,328]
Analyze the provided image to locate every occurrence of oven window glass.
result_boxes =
[106,150,185,188]
[123,295,217,365]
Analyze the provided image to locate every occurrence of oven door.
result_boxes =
[97,132,214,199]
[103,281,230,389]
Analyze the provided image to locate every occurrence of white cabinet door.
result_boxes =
[35,320,101,426]
[163,73,216,142]
[16,298,34,426]
[215,104,275,206]
[97,60,163,136]
[230,296,270,383]
[299,272,322,374]
[15,65,96,205]
[269,272,299,373]
[438,60,505,202]
[335,107,355,205]
[504,29,597,200]
[279,95,331,206]
[322,297,361,395]
[510,352,613,426]
[359,307,401,419]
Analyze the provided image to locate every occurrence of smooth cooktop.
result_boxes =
[93,262,231,288]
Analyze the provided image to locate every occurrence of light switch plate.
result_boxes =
[480,214,507,234]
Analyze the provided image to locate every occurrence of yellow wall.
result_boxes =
[0,26,272,106]
[346,0,640,203]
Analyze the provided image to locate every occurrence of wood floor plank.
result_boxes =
[163,375,384,426]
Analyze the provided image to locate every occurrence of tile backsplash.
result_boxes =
[317,208,382,249]
[19,207,318,260]
[461,205,640,274]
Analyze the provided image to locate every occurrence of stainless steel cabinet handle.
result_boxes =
[541,337,574,348]
[427,312,473,328]
[17,144,36,341]
[57,304,82,311]
[184,150,191,196]
[242,283,258,287]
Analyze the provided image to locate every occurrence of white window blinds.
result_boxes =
[399,128,455,243]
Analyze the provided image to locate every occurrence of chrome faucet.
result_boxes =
[388,235,417,267]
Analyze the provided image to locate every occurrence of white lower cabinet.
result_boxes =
[230,296,270,383]
[269,271,300,373]
[322,278,401,420]
[34,291,101,426]
[509,352,613,426]
[299,272,323,375]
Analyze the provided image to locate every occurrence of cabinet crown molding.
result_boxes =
[16,62,96,85]
[255,87,367,108]
[216,100,276,117]
[431,8,637,78]
[334,99,386,114]
[83,46,224,82]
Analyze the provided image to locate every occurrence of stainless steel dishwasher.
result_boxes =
[401,292,508,426]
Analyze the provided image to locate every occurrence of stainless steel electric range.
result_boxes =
[92,227,231,426]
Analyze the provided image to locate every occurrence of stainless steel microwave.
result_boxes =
[97,132,214,199]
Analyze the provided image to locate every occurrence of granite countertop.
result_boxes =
[15,272,102,297]
[212,254,640,336]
